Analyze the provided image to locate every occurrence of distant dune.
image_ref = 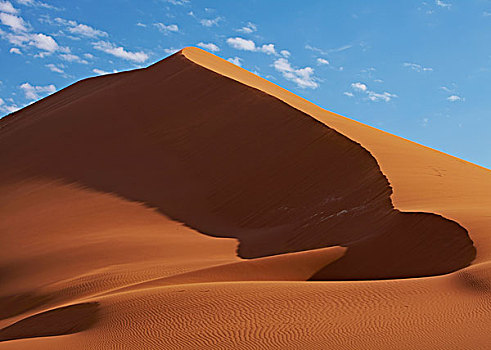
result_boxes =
[0,47,490,349]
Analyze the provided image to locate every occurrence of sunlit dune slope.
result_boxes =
[0,47,490,349]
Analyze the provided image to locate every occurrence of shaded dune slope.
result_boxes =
[0,50,475,280]
[0,303,98,342]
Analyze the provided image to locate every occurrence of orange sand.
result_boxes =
[0,47,489,349]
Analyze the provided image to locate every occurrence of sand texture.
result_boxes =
[0,47,489,349]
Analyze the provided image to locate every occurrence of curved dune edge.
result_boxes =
[97,246,347,297]
[0,303,99,343]
[0,49,476,280]
[181,47,491,264]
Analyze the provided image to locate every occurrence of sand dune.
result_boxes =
[0,47,490,349]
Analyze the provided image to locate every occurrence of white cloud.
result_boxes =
[29,33,58,52]
[1,29,64,55]
[136,22,146,27]
[93,41,149,63]
[196,42,219,52]
[436,0,451,8]
[227,56,242,67]
[69,23,107,38]
[0,10,69,56]
[59,53,88,64]
[0,1,18,14]
[259,43,276,55]
[227,37,255,51]
[447,95,463,102]
[350,82,397,102]
[83,53,93,59]
[351,82,367,91]
[280,50,290,57]
[20,82,56,100]
[200,17,220,27]
[154,22,179,33]
[237,22,256,34]
[92,68,117,75]
[226,37,276,55]
[9,46,21,54]
[45,62,64,74]
[0,12,28,32]
[273,57,318,89]
[54,17,108,38]
[403,62,433,72]
[343,91,354,97]
[317,58,329,65]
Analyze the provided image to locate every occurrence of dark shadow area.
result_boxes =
[0,302,99,342]
[0,51,476,280]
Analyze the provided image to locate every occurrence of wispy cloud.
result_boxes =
[45,62,65,74]
[166,0,190,5]
[403,62,433,72]
[9,46,21,54]
[197,42,219,52]
[366,91,397,102]
[15,0,57,10]
[227,56,242,67]
[58,19,108,38]
[343,91,354,97]
[20,82,55,100]
[226,37,277,55]
[316,58,329,65]
[163,47,179,55]
[305,44,352,55]
[200,16,221,27]
[273,57,319,89]
[237,22,256,34]
[92,41,148,63]
[436,0,451,8]
[350,82,397,102]
[0,97,19,114]
[154,22,179,33]
[60,53,88,64]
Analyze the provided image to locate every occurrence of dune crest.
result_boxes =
[0,49,475,280]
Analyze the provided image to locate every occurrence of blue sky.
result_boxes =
[1,0,490,168]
